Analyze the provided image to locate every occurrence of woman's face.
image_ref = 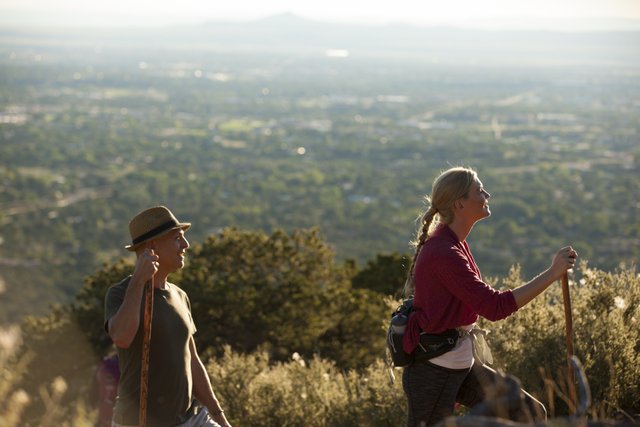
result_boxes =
[462,177,491,222]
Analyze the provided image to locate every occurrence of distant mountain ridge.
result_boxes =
[221,12,640,31]
[1,13,639,66]
[2,9,640,31]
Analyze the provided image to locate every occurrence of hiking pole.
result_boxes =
[139,279,154,427]
[561,271,577,410]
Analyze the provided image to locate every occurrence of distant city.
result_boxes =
[0,18,638,324]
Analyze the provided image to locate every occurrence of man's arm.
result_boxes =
[189,336,231,427]
[107,249,158,348]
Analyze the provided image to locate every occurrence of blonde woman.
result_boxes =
[402,167,577,427]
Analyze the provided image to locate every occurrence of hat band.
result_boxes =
[132,220,179,245]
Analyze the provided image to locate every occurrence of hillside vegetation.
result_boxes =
[2,228,638,426]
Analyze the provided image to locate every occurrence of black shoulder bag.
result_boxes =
[386,297,459,368]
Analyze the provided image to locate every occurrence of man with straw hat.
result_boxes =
[104,206,231,427]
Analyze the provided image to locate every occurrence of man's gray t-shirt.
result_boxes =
[104,277,197,427]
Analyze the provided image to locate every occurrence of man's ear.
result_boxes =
[143,241,156,253]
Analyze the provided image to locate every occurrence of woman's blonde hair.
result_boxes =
[403,166,477,296]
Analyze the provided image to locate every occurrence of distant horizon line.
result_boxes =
[2,10,640,33]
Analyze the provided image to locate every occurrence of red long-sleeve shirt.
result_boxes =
[403,224,519,354]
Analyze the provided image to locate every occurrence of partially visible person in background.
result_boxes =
[94,352,120,427]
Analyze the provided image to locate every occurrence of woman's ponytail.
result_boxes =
[403,205,438,297]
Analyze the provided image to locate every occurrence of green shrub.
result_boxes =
[486,262,640,417]
[0,325,95,426]
[181,227,388,369]
[206,346,405,427]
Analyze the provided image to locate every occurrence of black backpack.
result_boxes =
[386,297,459,368]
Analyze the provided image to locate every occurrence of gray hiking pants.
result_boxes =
[402,361,546,427]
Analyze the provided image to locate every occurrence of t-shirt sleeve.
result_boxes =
[435,246,518,321]
[104,283,126,333]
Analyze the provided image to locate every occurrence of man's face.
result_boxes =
[152,228,189,273]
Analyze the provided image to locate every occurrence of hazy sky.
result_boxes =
[1,0,640,30]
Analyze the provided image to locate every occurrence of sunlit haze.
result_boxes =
[1,0,640,30]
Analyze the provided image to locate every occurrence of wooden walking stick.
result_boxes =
[561,271,577,410]
[139,279,154,427]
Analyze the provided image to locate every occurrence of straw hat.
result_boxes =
[125,206,191,251]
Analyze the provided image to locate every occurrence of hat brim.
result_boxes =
[125,223,191,251]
